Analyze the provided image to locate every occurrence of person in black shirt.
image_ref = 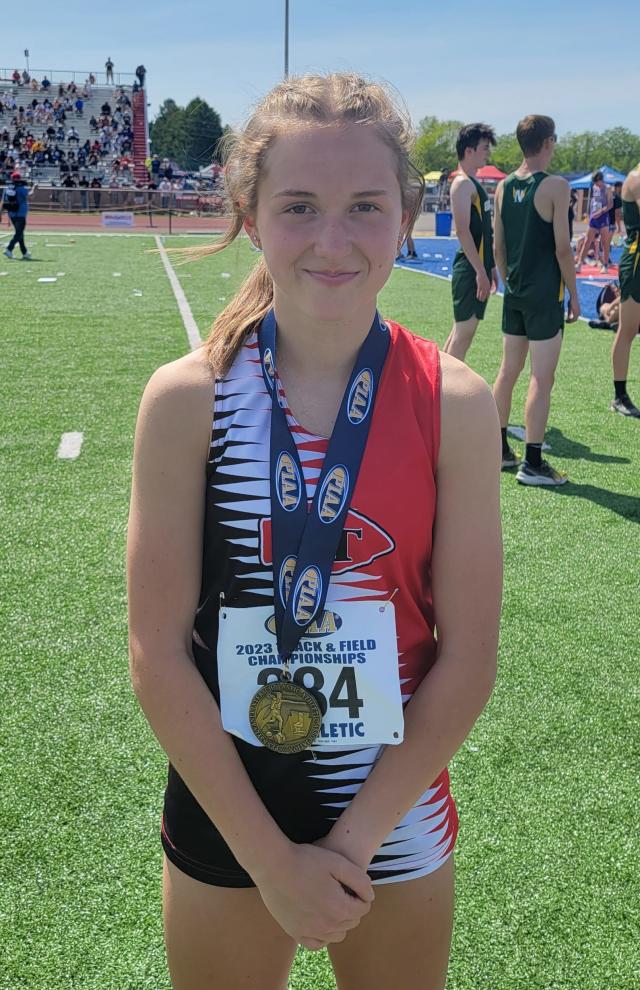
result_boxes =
[609,182,622,235]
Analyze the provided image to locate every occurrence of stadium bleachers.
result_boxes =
[0,78,143,185]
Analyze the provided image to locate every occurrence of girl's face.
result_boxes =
[246,124,410,324]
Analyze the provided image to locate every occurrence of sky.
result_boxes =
[4,0,638,138]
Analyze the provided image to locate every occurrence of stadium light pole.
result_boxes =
[284,0,289,79]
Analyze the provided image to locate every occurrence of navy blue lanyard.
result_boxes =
[258,307,390,662]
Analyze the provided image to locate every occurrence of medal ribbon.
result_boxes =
[258,307,390,664]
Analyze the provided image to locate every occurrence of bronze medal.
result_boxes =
[249,678,322,754]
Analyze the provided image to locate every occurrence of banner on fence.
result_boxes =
[101,212,135,227]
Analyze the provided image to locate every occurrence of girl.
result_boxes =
[128,73,502,990]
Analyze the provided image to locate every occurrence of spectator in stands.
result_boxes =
[135,64,146,87]
[105,57,114,84]
[75,97,84,116]
[90,115,99,132]
[22,70,31,85]
[67,126,80,145]
[42,76,51,91]
[89,176,102,207]
[61,172,76,209]
[58,83,65,97]
[12,69,21,85]
[68,81,77,95]
[30,78,40,92]
[89,73,96,85]
[78,175,89,209]
[2,171,37,260]
[150,153,161,181]
[159,177,172,209]
[101,100,112,116]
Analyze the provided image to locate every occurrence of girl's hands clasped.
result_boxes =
[253,841,374,950]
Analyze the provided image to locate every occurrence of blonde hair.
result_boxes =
[183,72,423,376]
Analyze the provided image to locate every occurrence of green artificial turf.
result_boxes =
[1,233,638,989]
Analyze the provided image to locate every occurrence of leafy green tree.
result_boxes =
[492,134,522,173]
[410,115,640,178]
[149,99,186,165]
[412,116,464,173]
[182,98,224,171]
[150,98,224,170]
[599,128,640,173]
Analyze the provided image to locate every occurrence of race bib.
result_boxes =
[217,600,404,749]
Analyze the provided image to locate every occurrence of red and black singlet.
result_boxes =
[161,321,459,886]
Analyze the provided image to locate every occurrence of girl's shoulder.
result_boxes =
[139,346,215,443]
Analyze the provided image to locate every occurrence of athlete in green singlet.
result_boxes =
[493,115,580,486]
[610,165,640,417]
[443,123,498,361]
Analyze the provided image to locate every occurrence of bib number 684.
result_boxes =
[256,665,363,718]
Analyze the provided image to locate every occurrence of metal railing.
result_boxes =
[0,68,137,88]
[0,184,226,218]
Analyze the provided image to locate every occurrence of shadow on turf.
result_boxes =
[542,483,640,523]
[545,427,630,465]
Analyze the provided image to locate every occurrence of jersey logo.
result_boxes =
[275,452,301,512]
[292,566,322,627]
[512,188,526,204]
[347,370,373,424]
[260,507,395,575]
[318,466,349,524]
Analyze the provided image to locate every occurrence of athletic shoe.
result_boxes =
[516,460,568,486]
[588,319,613,330]
[3,247,13,259]
[610,395,640,418]
[501,447,521,470]
[22,251,32,260]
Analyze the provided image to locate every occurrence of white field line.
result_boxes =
[154,235,202,350]
[57,432,84,459]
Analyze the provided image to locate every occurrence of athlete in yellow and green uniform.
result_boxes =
[443,123,498,361]
[500,171,566,341]
[610,166,640,417]
[493,115,580,486]
[452,176,494,318]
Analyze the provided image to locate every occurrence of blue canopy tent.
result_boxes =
[570,165,626,188]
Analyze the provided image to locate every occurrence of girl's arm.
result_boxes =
[128,354,373,945]
[316,353,502,868]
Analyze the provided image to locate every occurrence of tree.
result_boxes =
[491,134,522,174]
[182,98,224,171]
[409,114,640,178]
[412,116,464,174]
[599,128,640,173]
[150,97,224,170]
[149,99,186,165]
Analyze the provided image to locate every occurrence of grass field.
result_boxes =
[1,232,639,990]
